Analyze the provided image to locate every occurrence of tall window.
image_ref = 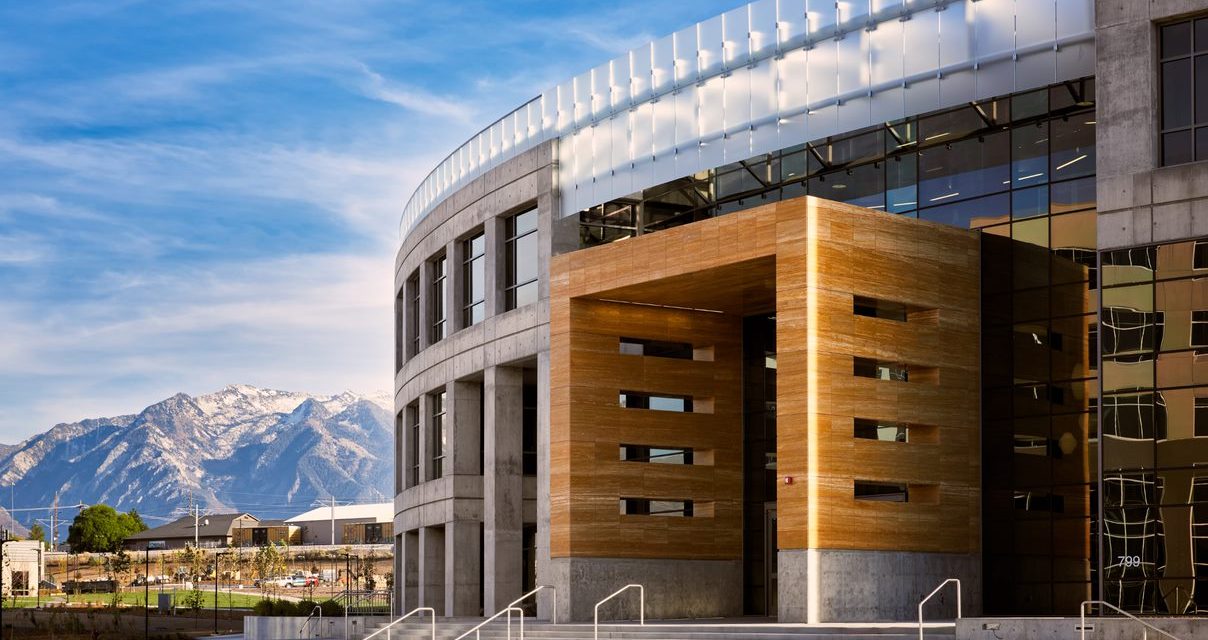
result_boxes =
[430,255,447,343]
[407,402,420,487]
[429,391,446,480]
[505,208,539,310]
[462,233,486,327]
[1160,18,1208,165]
[407,272,420,356]
[394,410,405,493]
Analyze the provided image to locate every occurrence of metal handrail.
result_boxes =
[1080,600,1186,640]
[505,585,558,624]
[453,606,525,640]
[917,578,961,640]
[594,584,644,640]
[298,605,322,638]
[363,606,436,640]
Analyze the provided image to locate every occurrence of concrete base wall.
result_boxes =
[549,556,742,622]
[959,617,1208,640]
[245,615,388,640]
[779,549,980,623]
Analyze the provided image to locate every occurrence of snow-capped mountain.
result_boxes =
[0,385,394,532]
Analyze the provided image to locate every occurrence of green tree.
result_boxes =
[27,523,46,547]
[66,505,149,552]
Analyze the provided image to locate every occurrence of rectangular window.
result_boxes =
[430,256,447,343]
[620,445,694,464]
[1197,398,1208,437]
[462,233,486,327]
[619,337,695,359]
[395,288,405,372]
[1159,18,1208,165]
[1195,240,1208,269]
[407,272,420,356]
[1192,310,1208,347]
[429,391,446,480]
[407,403,420,488]
[853,357,918,382]
[619,391,693,412]
[619,498,694,517]
[1102,308,1164,356]
[854,482,909,502]
[394,410,405,493]
[505,208,539,310]
[853,418,909,442]
[852,296,910,322]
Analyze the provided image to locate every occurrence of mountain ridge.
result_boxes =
[0,385,394,533]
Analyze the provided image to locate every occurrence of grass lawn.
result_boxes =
[5,589,267,609]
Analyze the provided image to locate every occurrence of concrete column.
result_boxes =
[449,379,483,476]
[445,239,461,333]
[484,365,524,612]
[403,530,419,610]
[417,393,431,484]
[445,520,483,616]
[486,215,505,316]
[536,350,554,621]
[393,532,404,612]
[418,525,446,615]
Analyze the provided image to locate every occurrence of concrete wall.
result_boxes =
[547,557,742,623]
[393,140,556,618]
[245,615,388,640]
[1096,0,1208,250]
[778,549,979,623]
[958,616,1208,640]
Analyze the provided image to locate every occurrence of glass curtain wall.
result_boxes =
[1101,240,1208,615]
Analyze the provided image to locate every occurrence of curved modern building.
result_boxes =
[395,0,1208,623]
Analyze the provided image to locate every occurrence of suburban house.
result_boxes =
[124,513,257,550]
[232,519,301,547]
[286,503,392,545]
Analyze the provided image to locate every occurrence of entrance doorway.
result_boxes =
[765,506,777,615]
[743,314,777,616]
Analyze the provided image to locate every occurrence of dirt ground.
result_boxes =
[0,606,244,640]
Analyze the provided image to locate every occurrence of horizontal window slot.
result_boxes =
[619,337,703,360]
[853,358,939,384]
[620,445,694,464]
[853,296,938,324]
[620,391,711,413]
[619,498,694,517]
[855,481,909,502]
[854,419,939,444]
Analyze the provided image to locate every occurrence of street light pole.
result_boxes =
[144,544,150,640]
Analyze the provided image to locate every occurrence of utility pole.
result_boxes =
[51,493,58,551]
[330,496,336,545]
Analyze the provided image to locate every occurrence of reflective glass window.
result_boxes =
[505,208,539,309]
[430,255,447,343]
[462,232,486,327]
[429,390,446,480]
[917,131,1009,206]
[1012,122,1049,186]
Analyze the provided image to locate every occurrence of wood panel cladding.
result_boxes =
[549,297,744,560]
[550,195,981,561]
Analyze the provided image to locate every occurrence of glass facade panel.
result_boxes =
[429,390,446,481]
[1101,237,1208,615]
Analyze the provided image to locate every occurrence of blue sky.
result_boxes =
[0,1,742,442]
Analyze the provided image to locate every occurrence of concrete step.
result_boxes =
[354,621,957,640]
